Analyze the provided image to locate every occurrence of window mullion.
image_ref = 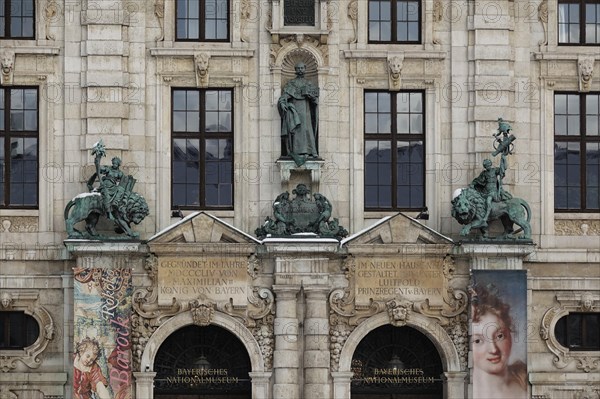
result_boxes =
[199,90,206,208]
[580,94,586,210]
[391,93,397,208]
[580,0,586,43]
[5,90,11,206]
[200,0,206,41]
[391,0,397,43]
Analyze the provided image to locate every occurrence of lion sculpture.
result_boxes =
[64,191,149,239]
[451,187,531,239]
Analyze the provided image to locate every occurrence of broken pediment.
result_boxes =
[342,213,454,247]
[147,212,260,249]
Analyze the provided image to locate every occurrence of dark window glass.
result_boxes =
[0,0,34,39]
[555,313,600,351]
[176,0,229,41]
[369,0,420,43]
[559,0,600,44]
[0,87,38,208]
[554,93,600,211]
[0,312,39,349]
[172,88,233,209]
[365,91,425,211]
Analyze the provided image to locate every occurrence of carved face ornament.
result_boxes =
[1,55,13,75]
[580,60,594,83]
[0,292,13,308]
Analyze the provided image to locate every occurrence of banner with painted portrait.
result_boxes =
[470,270,527,399]
[74,268,133,399]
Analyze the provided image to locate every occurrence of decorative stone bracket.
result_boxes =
[0,50,15,85]
[579,56,595,92]
[0,291,55,372]
[194,52,211,88]
[540,292,600,372]
[387,54,404,91]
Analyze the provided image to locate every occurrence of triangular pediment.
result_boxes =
[147,212,260,244]
[342,213,454,246]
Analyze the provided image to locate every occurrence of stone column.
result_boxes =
[303,286,331,398]
[134,372,156,399]
[443,371,467,399]
[249,371,273,399]
[331,371,354,399]
[272,285,301,399]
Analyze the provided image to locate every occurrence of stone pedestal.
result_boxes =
[331,371,354,399]
[443,371,467,399]
[452,242,535,270]
[134,372,156,399]
[276,159,324,193]
[249,371,273,399]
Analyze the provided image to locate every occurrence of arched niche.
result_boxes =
[333,312,465,399]
[137,311,270,399]
[280,48,320,86]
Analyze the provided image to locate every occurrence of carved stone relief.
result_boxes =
[0,291,55,372]
[387,54,404,91]
[432,0,443,44]
[240,0,252,42]
[540,292,600,372]
[155,0,165,41]
[270,34,327,69]
[347,0,358,44]
[329,255,468,371]
[44,0,60,40]
[555,220,600,236]
[132,254,275,371]
[538,0,548,46]
[578,56,595,92]
[0,50,15,85]
[194,52,211,87]
[0,217,38,233]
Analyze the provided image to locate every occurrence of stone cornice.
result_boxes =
[342,49,446,60]
[149,48,255,58]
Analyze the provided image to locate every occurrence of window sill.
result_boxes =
[0,209,39,217]
[555,213,600,220]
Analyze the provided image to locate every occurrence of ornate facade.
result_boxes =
[0,0,598,398]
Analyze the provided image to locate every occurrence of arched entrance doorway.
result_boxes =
[351,325,443,399]
[153,325,251,399]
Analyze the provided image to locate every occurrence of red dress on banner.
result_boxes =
[74,363,109,399]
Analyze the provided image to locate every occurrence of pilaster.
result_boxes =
[272,285,301,399]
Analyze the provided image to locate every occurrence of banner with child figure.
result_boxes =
[74,268,133,399]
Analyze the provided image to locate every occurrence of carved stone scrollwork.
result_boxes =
[0,217,38,232]
[0,386,17,399]
[432,0,442,44]
[387,54,404,91]
[555,220,600,236]
[194,52,211,88]
[444,316,469,370]
[579,56,595,93]
[270,34,327,69]
[347,0,358,44]
[44,0,60,40]
[577,386,600,399]
[538,0,548,46]
[190,299,216,326]
[251,314,275,370]
[247,254,260,279]
[155,0,165,41]
[540,292,600,373]
[240,0,252,42]
[0,291,55,372]
[131,255,181,370]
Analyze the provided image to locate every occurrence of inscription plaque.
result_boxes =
[158,257,249,306]
[355,257,444,306]
[284,0,315,26]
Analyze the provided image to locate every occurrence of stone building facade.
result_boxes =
[0,0,598,398]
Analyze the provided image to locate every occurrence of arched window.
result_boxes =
[0,311,39,349]
[554,312,600,351]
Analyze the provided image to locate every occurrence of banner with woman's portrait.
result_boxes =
[470,270,527,399]
[74,268,133,399]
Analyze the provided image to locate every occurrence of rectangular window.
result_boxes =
[176,0,229,41]
[558,0,600,44]
[554,93,600,211]
[365,91,424,210]
[0,0,35,39]
[368,0,420,43]
[0,87,38,208]
[172,88,233,209]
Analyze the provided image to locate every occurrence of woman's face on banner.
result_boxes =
[472,311,512,375]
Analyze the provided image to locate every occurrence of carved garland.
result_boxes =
[132,254,276,371]
[0,291,55,372]
[540,292,600,373]
[329,255,468,371]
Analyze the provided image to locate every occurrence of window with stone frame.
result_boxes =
[0,311,39,350]
[0,0,35,39]
[0,87,38,208]
[558,0,600,45]
[364,91,425,210]
[554,93,600,211]
[171,88,233,210]
[554,313,600,351]
[176,0,229,41]
[368,0,421,43]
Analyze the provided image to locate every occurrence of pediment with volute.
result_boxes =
[132,212,275,372]
[329,213,469,372]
